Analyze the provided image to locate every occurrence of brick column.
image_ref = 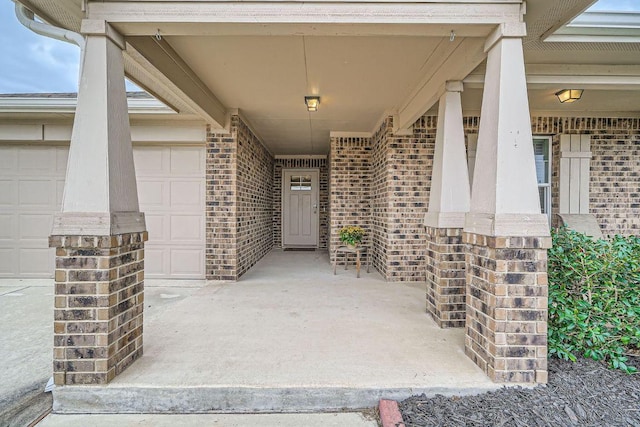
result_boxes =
[50,232,147,385]
[464,234,551,383]
[425,227,466,328]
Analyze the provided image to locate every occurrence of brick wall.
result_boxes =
[329,136,372,256]
[385,117,434,281]
[206,127,238,280]
[330,119,433,282]
[50,232,147,385]
[236,117,275,277]
[206,116,274,280]
[274,158,329,249]
[465,116,640,237]
[371,120,391,278]
[368,117,433,281]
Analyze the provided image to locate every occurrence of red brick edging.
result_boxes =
[379,399,405,427]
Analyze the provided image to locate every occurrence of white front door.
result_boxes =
[283,169,319,247]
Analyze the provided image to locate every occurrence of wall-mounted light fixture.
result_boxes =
[305,96,320,112]
[555,89,583,103]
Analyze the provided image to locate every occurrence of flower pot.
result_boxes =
[346,243,358,250]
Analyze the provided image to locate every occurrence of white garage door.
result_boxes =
[0,145,67,277]
[134,146,205,279]
[0,144,205,279]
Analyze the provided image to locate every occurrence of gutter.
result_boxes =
[13,2,85,79]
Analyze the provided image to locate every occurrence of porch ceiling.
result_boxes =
[17,0,640,155]
[164,35,467,154]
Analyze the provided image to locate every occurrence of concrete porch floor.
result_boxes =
[54,249,500,413]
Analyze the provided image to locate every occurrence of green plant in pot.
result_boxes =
[339,226,365,249]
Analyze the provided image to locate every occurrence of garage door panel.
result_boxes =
[0,180,17,205]
[144,247,166,276]
[170,248,204,277]
[20,214,53,239]
[2,144,205,279]
[56,179,65,205]
[170,215,204,242]
[0,147,17,172]
[19,248,54,276]
[134,147,167,175]
[18,147,54,172]
[170,147,204,175]
[56,148,69,173]
[145,214,166,242]
[170,181,203,208]
[19,180,55,206]
[0,248,16,276]
[138,180,166,207]
[0,215,16,239]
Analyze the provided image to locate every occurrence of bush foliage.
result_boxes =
[548,227,640,373]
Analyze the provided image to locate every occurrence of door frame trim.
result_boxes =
[281,168,320,248]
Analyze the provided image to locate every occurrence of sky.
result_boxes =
[0,0,138,94]
[0,0,638,94]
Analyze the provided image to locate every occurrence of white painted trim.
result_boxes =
[88,2,524,27]
[483,22,527,52]
[81,20,126,50]
[0,96,174,114]
[464,71,640,90]
[0,123,206,143]
[51,212,146,236]
[329,131,372,138]
[464,212,550,237]
[560,151,592,158]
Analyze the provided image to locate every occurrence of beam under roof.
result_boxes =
[127,36,227,128]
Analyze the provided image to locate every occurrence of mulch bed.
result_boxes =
[400,356,640,427]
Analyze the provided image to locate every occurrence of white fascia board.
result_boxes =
[0,97,174,114]
[88,2,524,28]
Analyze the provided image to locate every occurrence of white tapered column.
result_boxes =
[425,81,470,228]
[49,21,147,386]
[464,35,548,236]
[424,81,470,328]
[52,20,145,235]
[463,29,551,385]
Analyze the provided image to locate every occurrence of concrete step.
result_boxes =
[38,412,379,426]
[52,384,498,413]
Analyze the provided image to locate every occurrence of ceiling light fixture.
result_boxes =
[305,96,320,112]
[555,89,583,103]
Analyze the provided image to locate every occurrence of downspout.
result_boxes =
[14,2,85,82]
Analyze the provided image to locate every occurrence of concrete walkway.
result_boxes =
[54,250,499,414]
[38,412,378,426]
[0,279,54,426]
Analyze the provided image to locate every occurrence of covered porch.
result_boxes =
[53,249,498,413]
[32,0,601,397]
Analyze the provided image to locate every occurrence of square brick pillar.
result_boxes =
[425,226,466,328]
[50,232,147,385]
[464,233,551,383]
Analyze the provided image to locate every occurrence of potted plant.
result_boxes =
[339,226,365,249]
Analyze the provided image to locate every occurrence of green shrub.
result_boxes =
[547,227,640,373]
